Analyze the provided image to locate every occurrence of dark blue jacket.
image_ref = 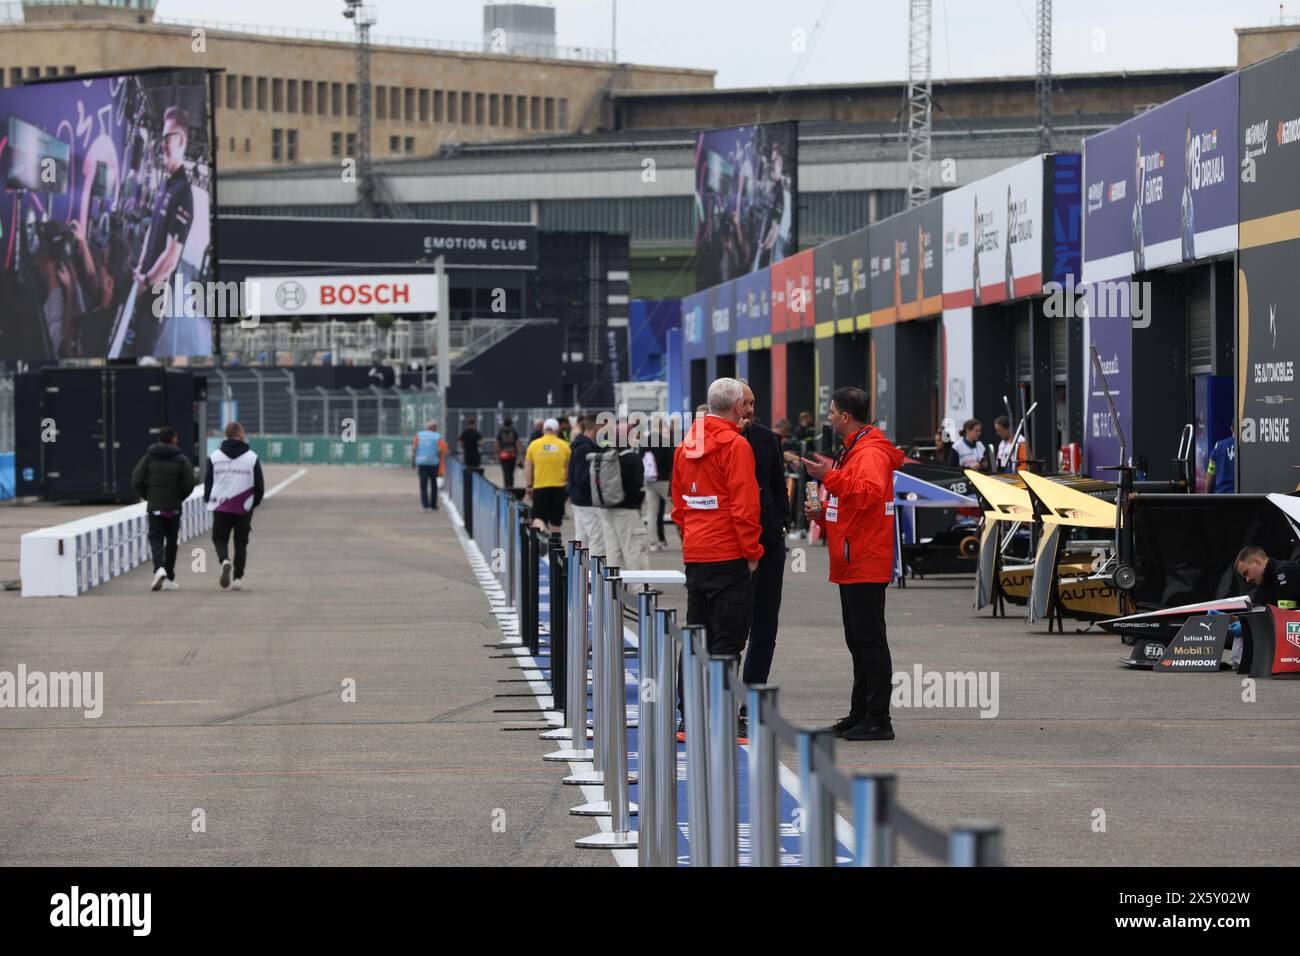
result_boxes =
[568,433,598,506]
[745,421,791,541]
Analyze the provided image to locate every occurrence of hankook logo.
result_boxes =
[1277,117,1300,147]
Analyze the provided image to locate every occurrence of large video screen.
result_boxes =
[0,69,213,361]
[693,121,798,290]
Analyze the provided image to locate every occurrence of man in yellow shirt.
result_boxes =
[525,417,571,533]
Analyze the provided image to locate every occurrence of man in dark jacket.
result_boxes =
[204,422,265,590]
[567,413,605,556]
[132,425,196,591]
[739,383,791,722]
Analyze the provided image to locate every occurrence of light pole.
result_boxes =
[342,1,378,217]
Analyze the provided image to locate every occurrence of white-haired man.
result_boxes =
[671,377,764,742]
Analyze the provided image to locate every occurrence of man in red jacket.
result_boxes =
[672,377,764,740]
[802,386,905,741]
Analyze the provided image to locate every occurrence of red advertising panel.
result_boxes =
[770,249,815,334]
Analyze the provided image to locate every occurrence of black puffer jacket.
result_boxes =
[132,442,196,513]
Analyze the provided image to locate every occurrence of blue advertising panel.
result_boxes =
[681,289,709,362]
[1082,72,1238,284]
[735,267,770,343]
[1051,153,1083,286]
[666,327,686,415]
[1085,314,1131,476]
[709,279,736,358]
[628,298,681,382]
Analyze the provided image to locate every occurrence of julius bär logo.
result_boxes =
[1285,622,1300,650]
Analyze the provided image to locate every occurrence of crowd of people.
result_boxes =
[437,381,905,744]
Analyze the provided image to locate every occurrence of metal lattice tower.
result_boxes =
[344,1,379,217]
[1036,0,1053,153]
[906,0,933,207]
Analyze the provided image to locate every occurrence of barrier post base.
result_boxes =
[575,831,638,850]
[570,800,638,817]
[543,748,594,763]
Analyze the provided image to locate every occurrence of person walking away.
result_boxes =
[524,418,570,534]
[671,378,764,742]
[459,417,483,468]
[131,425,195,591]
[594,423,650,571]
[739,383,791,718]
[801,386,905,741]
[643,424,675,551]
[496,417,522,488]
[205,421,265,590]
[567,414,606,555]
[411,420,446,510]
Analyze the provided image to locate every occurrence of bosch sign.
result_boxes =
[244,274,440,317]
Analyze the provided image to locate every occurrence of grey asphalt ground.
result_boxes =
[3,462,1297,867]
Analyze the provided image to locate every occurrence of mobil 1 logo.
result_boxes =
[1156,614,1229,672]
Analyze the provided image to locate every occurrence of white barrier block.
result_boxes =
[21,488,213,597]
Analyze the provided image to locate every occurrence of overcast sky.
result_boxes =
[156,0,1291,87]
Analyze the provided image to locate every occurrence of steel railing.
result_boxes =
[451,462,1006,867]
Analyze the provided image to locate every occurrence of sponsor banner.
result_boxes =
[734,267,770,343]
[243,274,439,316]
[770,248,816,335]
[1272,609,1300,674]
[709,280,735,357]
[942,156,1046,307]
[942,307,973,424]
[1051,153,1083,286]
[1082,72,1238,284]
[1238,47,1300,228]
[220,217,536,270]
[1155,614,1229,672]
[1237,238,1299,492]
[814,227,871,328]
[681,289,709,360]
[693,121,799,289]
[1237,49,1300,493]
[869,199,943,323]
[1084,310,1132,477]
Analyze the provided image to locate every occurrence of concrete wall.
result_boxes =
[1236,24,1300,68]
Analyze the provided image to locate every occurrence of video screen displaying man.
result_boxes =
[0,69,213,362]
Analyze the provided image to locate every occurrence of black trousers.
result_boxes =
[500,459,516,488]
[742,532,786,686]
[417,465,439,509]
[212,512,253,579]
[679,558,754,718]
[838,582,892,723]
[148,513,180,579]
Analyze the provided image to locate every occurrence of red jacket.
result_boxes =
[671,416,764,564]
[814,426,904,584]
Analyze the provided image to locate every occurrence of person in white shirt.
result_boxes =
[948,418,989,471]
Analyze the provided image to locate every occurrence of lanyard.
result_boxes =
[833,426,871,469]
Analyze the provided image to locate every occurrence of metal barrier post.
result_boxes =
[850,773,897,867]
[547,534,566,712]
[654,608,679,867]
[636,588,658,867]
[949,823,1002,867]
[526,528,541,656]
[562,554,605,785]
[706,655,739,867]
[463,465,479,537]
[797,729,837,867]
[542,545,592,761]
[747,686,781,868]
[680,625,710,866]
[576,570,637,849]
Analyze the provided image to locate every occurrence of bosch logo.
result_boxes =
[275,281,306,311]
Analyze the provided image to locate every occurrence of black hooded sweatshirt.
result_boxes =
[132,442,196,513]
